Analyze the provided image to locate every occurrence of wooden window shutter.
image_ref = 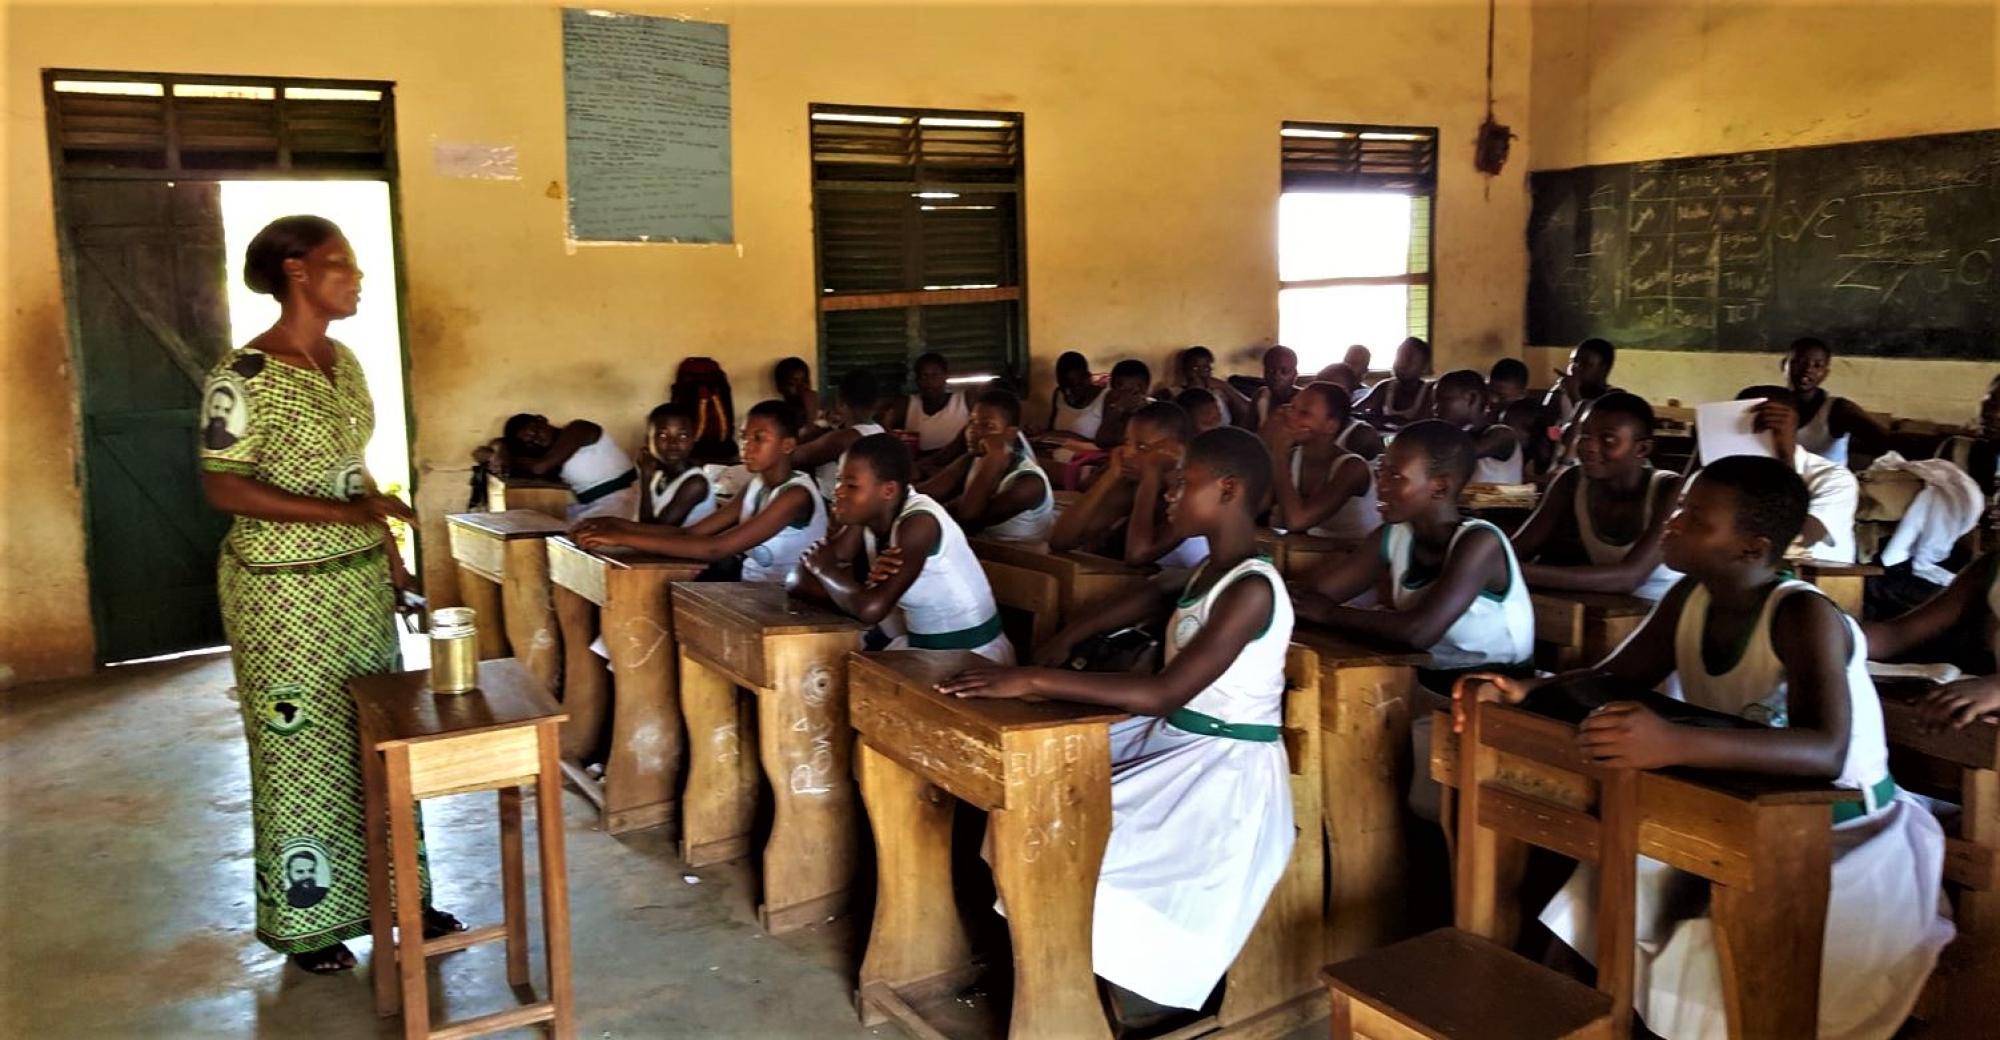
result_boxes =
[48,72,394,177]
[1280,122,1438,193]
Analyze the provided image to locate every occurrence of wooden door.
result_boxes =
[62,179,233,662]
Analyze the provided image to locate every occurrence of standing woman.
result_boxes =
[198,215,461,974]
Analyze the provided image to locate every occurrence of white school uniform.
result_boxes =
[814,422,885,501]
[1288,446,1379,541]
[1795,449,1860,563]
[1575,468,1683,601]
[1087,556,1297,1008]
[1471,431,1526,485]
[1798,395,1854,466]
[560,431,640,521]
[738,471,827,583]
[1383,518,1535,670]
[1540,579,1952,1040]
[863,492,1013,663]
[905,391,970,452]
[979,439,1055,548]
[646,465,717,527]
[1051,387,1106,440]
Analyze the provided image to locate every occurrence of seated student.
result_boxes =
[1176,387,1228,436]
[936,427,1295,1020]
[891,352,971,455]
[916,387,1055,547]
[1737,385,1860,563]
[1291,420,1535,680]
[1044,358,1153,458]
[1432,368,1526,484]
[1160,345,1251,426]
[1267,381,1379,541]
[1342,344,1372,385]
[794,433,1013,662]
[1785,337,1888,466]
[1864,550,2000,725]
[1041,350,1106,442]
[1050,400,1208,571]
[1486,357,1532,423]
[1354,336,1435,430]
[1471,456,1952,1040]
[773,356,824,437]
[494,413,639,521]
[1544,337,1618,427]
[1310,362,1386,460]
[1937,371,2000,498]
[1511,392,1684,600]
[1251,345,1301,429]
[791,370,886,501]
[570,401,825,582]
[636,403,719,527]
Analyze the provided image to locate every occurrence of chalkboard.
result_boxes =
[1528,129,2000,357]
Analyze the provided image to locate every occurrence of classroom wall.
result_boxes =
[3,0,1532,681]
[1526,0,2000,423]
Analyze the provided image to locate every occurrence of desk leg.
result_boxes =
[991,724,1113,1040]
[602,578,680,835]
[1961,769,2000,937]
[457,569,509,659]
[384,747,428,1040]
[363,745,397,1017]
[552,586,609,764]
[502,540,562,695]
[679,650,758,867]
[757,644,859,933]
[856,742,974,1025]
[1323,664,1415,960]
[499,786,529,988]
[1711,803,1830,1039]
[537,722,577,1040]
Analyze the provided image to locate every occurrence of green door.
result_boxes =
[63,179,233,662]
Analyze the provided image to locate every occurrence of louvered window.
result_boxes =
[810,105,1025,394]
[1277,122,1436,371]
[46,71,395,177]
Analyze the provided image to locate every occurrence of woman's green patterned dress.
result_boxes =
[199,343,428,953]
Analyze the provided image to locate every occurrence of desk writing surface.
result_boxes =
[1790,560,1886,579]
[448,510,569,539]
[849,651,1126,733]
[351,659,564,748]
[1290,623,1429,669]
[549,538,702,573]
[1878,677,2000,771]
[1530,590,1656,617]
[671,581,864,635]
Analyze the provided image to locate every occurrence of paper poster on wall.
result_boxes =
[561,8,732,244]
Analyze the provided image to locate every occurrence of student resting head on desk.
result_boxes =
[793,432,1013,662]
[1432,367,1525,485]
[1784,336,1890,467]
[1511,391,1685,600]
[1463,455,1952,1040]
[791,368,886,502]
[914,387,1054,549]
[1864,550,2000,729]
[1251,344,1300,429]
[1266,380,1379,541]
[1355,336,1434,430]
[1735,385,1860,563]
[637,402,719,528]
[495,413,640,522]
[1049,399,1209,573]
[570,400,826,583]
[935,427,1295,1023]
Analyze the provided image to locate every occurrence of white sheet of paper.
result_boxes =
[1696,399,1776,464]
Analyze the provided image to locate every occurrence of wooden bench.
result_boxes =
[446,511,566,690]
[970,544,1063,659]
[1324,694,1639,1040]
[1257,531,1360,582]
[545,536,703,834]
[672,582,867,933]
[487,472,572,519]
[1290,625,1430,960]
[1529,590,1655,671]
[1790,559,1883,616]
[1430,707,1856,1036]
[851,651,1124,1039]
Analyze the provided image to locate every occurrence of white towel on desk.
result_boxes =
[1866,452,1982,586]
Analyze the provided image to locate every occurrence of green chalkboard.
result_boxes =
[1528,129,2000,357]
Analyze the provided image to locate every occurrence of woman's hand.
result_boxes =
[1032,635,1076,668]
[1576,701,1686,769]
[351,491,415,524]
[1450,671,1539,733]
[1917,676,2000,731]
[865,547,904,588]
[571,518,632,551]
[935,666,1040,700]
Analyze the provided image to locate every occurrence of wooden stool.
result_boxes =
[671,581,866,933]
[351,658,574,1040]
[1529,591,1654,672]
[850,651,1123,1039]
[447,511,567,690]
[487,473,573,519]
[1327,689,1641,1039]
[545,537,704,835]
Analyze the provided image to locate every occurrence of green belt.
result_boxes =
[907,613,1004,651]
[1166,707,1282,743]
[1831,775,1898,825]
[576,469,638,504]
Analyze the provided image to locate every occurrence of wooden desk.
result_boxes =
[1430,709,1854,1038]
[1258,531,1360,582]
[1790,560,1882,616]
[352,659,573,1040]
[1879,679,2000,936]
[851,651,1124,1039]
[1528,590,1655,671]
[546,537,703,835]
[447,511,567,687]
[487,473,572,519]
[970,538,1155,628]
[1290,625,1430,960]
[671,582,866,933]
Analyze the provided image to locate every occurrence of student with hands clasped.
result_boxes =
[935,428,1295,1017]
[1459,456,1951,1040]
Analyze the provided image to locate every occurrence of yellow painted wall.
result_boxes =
[1527,0,2000,423]
[3,0,1531,680]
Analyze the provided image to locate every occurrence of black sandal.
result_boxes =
[422,907,467,940]
[290,942,356,975]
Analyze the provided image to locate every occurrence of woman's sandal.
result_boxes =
[290,943,356,975]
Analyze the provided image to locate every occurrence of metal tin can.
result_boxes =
[429,607,479,694]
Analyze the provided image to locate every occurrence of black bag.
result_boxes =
[1060,627,1160,674]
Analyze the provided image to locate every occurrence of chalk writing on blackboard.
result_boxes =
[562,9,732,244]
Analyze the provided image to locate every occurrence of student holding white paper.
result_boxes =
[1734,385,1858,563]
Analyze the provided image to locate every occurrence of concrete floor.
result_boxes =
[0,649,912,1039]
